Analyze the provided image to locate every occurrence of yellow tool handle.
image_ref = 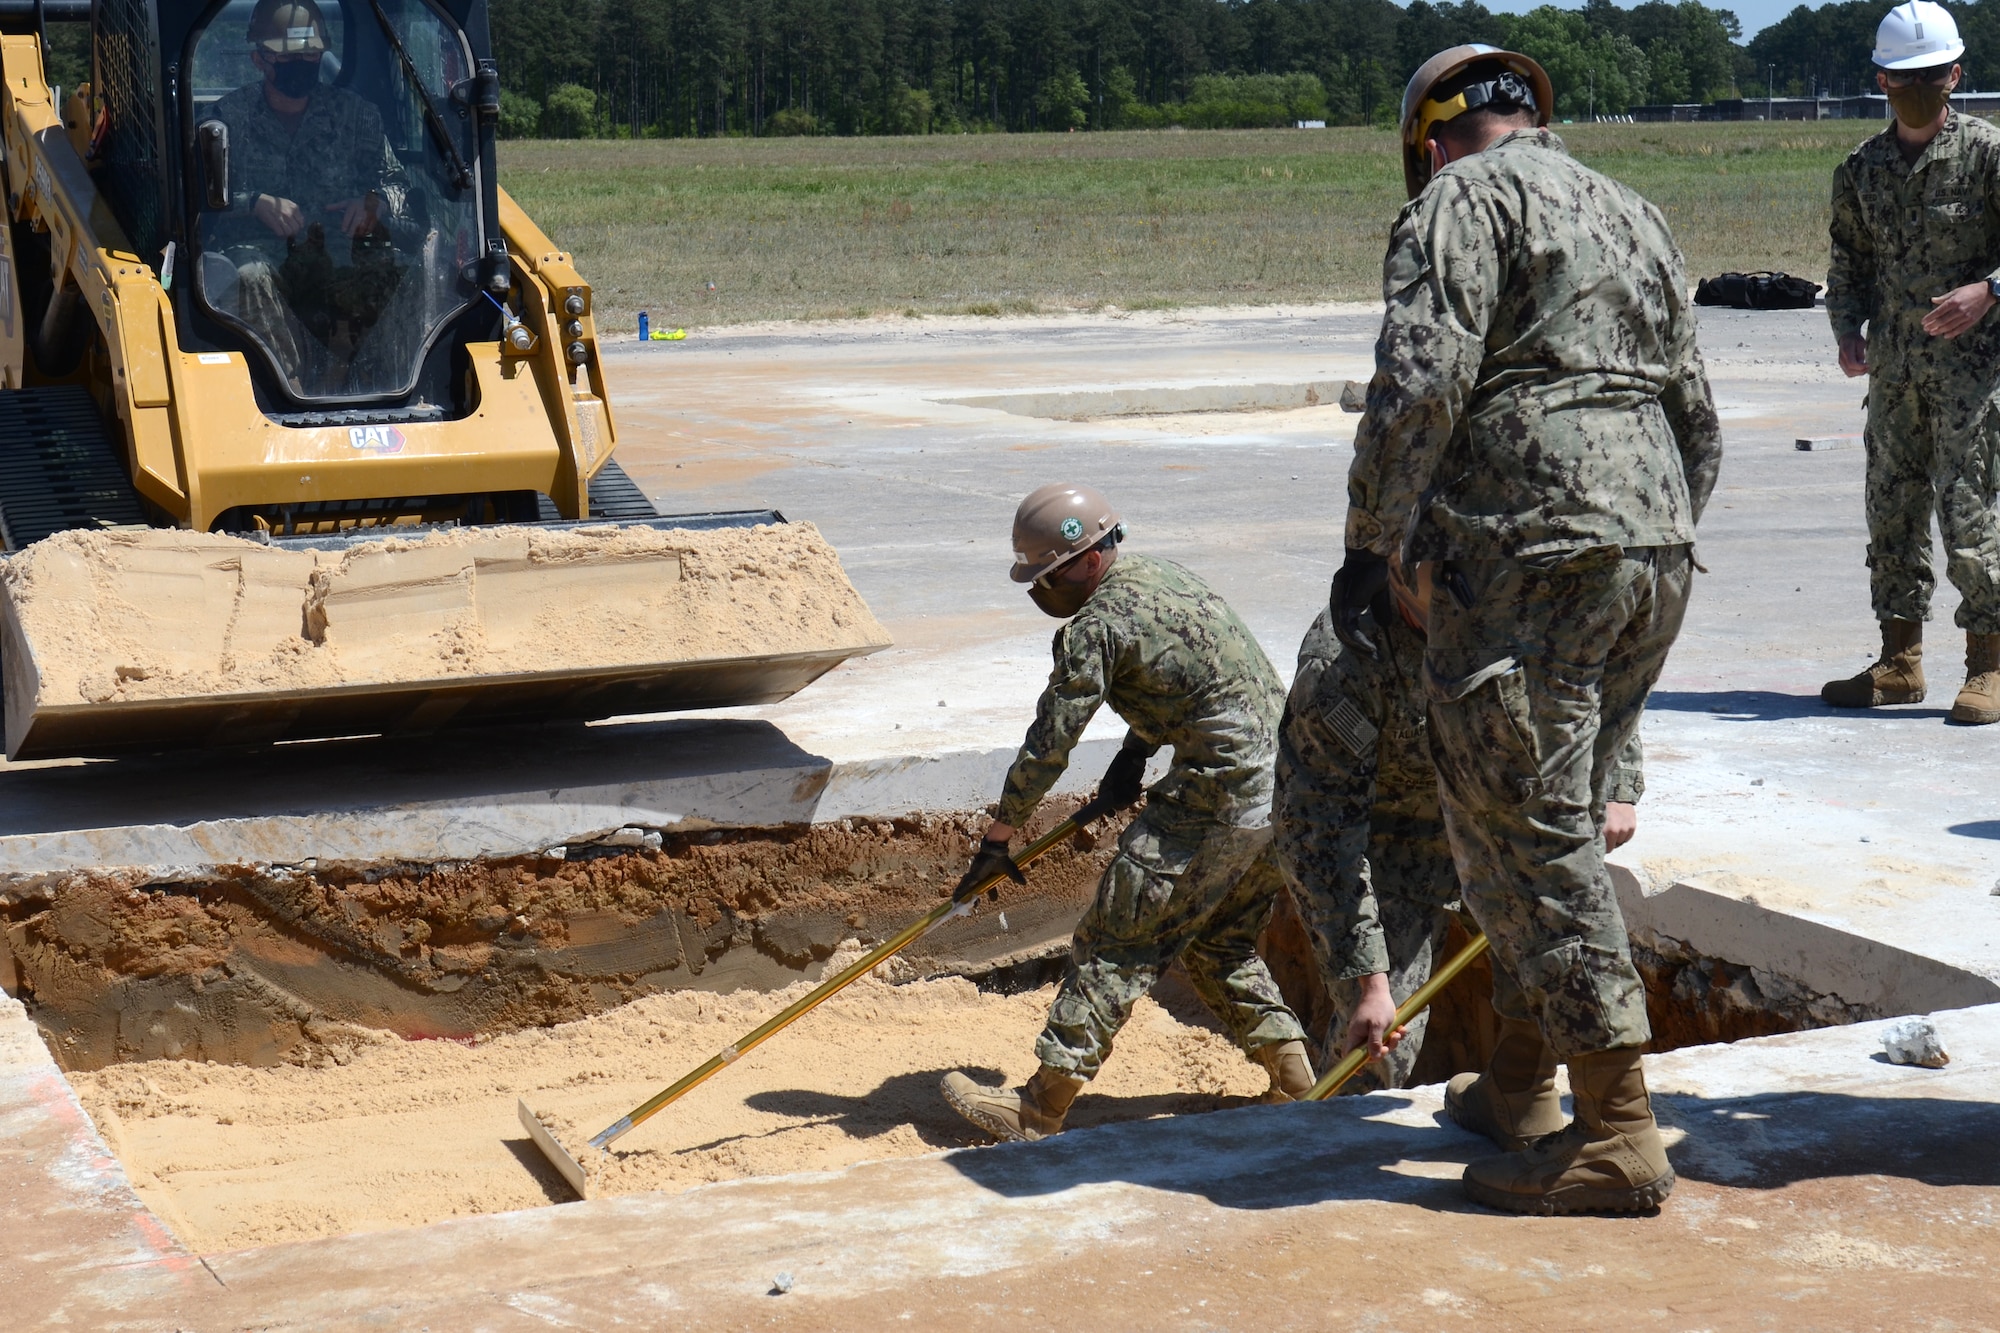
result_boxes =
[588,815,1086,1151]
[1302,931,1491,1102]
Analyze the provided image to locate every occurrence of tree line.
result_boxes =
[486,0,1984,138]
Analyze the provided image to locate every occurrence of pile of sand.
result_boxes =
[72,960,1271,1255]
[1,522,887,705]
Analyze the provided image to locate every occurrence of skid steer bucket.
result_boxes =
[0,518,888,760]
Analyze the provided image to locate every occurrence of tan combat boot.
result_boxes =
[1253,1039,1317,1103]
[1443,1014,1566,1152]
[1951,632,2000,725]
[1461,1046,1675,1215]
[1821,620,1924,707]
[941,1066,1084,1143]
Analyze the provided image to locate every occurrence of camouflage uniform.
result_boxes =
[1827,111,2000,633]
[200,83,407,392]
[996,553,1307,1079]
[1345,129,1720,1059]
[1275,603,1644,1089]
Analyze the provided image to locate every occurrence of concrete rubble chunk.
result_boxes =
[1881,1016,1950,1068]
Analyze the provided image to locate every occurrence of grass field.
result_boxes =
[497,121,1875,332]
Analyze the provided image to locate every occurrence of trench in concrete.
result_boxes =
[939,380,1362,421]
[6,788,1997,1253]
[5,797,1992,1085]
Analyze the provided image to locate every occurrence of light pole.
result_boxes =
[1767,63,1776,120]
[1588,67,1595,120]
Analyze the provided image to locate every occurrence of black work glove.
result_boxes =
[954,835,1026,901]
[1076,735,1154,825]
[1329,547,1391,660]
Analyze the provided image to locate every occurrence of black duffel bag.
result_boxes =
[1694,271,1822,310]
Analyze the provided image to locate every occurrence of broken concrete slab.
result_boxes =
[0,720,1124,889]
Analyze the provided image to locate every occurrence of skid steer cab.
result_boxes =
[0,0,643,542]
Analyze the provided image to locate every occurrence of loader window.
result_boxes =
[187,0,482,403]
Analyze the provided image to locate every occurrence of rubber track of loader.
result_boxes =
[536,458,661,521]
[0,386,147,550]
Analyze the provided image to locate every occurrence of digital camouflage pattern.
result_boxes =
[996,553,1286,833]
[205,83,407,238]
[201,84,409,391]
[1274,604,1642,1088]
[1827,112,2000,633]
[1036,820,1306,1078]
[1344,129,1723,563]
[1343,127,1711,1060]
[1424,546,1693,1057]
[996,552,1302,1077]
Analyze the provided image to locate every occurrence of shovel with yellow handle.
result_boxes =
[519,809,1099,1199]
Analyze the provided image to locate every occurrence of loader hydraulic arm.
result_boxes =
[0,33,193,519]
[496,187,613,521]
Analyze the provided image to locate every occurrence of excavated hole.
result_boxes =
[0,802,1951,1254]
[1,797,1120,1073]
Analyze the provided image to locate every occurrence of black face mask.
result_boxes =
[271,58,320,99]
[1028,577,1093,619]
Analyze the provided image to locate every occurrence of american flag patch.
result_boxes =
[1327,695,1378,758]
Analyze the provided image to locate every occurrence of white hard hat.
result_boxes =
[1874,1,1964,70]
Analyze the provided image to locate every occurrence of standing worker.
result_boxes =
[941,484,1314,1142]
[1332,46,1722,1214]
[1822,2,2000,725]
[1276,558,1643,1138]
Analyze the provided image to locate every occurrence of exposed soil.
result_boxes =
[71,963,1274,1254]
[5,798,1117,1071]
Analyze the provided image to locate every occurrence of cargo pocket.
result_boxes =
[1425,655,1542,808]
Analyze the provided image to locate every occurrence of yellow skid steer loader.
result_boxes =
[0,0,884,759]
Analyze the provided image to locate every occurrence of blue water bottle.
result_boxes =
[637,310,650,342]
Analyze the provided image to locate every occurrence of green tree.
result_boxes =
[542,83,599,139]
[1037,69,1090,129]
[499,89,542,139]
[1500,6,1644,116]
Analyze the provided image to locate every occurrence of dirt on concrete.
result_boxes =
[5,799,1116,1071]
[71,961,1273,1254]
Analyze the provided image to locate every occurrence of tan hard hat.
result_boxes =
[1399,44,1553,198]
[1010,483,1122,584]
[249,0,328,54]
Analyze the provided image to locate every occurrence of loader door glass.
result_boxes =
[187,0,482,403]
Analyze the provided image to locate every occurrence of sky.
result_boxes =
[1478,0,1805,41]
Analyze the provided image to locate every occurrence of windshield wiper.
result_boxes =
[367,0,472,189]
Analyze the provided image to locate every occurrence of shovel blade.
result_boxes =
[518,1098,595,1201]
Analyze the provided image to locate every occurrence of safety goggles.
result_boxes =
[1880,63,1955,87]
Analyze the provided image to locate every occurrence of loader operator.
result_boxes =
[940,484,1314,1142]
[1822,2,2000,725]
[200,0,407,394]
[1275,556,1644,1136]
[1332,45,1720,1214]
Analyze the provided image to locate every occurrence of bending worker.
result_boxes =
[1276,557,1644,1142]
[1331,46,1721,1214]
[1822,1,2000,725]
[942,484,1313,1142]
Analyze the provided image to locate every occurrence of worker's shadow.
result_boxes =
[940,1086,2000,1212]
[740,1068,1271,1153]
[1647,689,1952,722]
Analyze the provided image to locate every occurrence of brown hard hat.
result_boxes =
[249,0,328,54]
[1010,483,1122,584]
[1399,44,1553,198]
